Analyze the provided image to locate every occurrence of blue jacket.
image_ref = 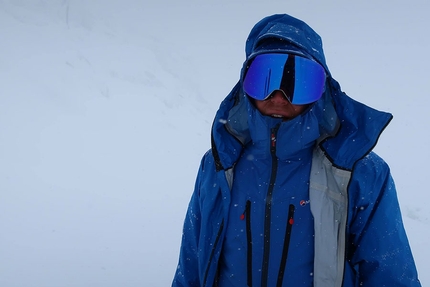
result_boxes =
[172,14,421,287]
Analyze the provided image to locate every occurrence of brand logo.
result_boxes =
[300,199,310,206]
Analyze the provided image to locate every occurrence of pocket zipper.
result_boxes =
[277,204,295,287]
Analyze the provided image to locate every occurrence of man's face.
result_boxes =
[254,90,309,121]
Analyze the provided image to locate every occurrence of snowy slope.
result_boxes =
[0,1,428,286]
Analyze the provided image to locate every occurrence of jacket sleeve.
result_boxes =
[347,153,421,286]
[172,158,204,287]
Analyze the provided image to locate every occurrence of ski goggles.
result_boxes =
[243,53,326,105]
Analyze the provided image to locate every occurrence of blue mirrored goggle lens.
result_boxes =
[243,53,326,105]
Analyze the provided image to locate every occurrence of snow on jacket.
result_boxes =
[172,14,421,287]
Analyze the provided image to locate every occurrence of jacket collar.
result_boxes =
[210,81,392,172]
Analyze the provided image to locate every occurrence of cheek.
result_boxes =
[293,104,309,114]
[254,101,266,113]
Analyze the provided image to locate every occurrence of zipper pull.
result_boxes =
[288,204,295,225]
[241,200,251,220]
[271,132,276,147]
[270,125,280,150]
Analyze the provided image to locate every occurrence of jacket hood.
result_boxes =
[211,14,392,172]
[243,14,329,75]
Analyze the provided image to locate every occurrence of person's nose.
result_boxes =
[269,90,290,104]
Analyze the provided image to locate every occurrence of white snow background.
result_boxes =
[1,1,429,286]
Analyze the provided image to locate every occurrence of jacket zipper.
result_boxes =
[276,204,296,287]
[203,219,224,287]
[261,125,280,287]
[245,200,253,287]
